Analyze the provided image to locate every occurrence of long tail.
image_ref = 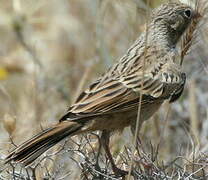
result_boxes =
[5,121,83,166]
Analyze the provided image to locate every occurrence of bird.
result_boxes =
[5,2,200,176]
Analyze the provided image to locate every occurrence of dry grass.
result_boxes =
[0,0,208,179]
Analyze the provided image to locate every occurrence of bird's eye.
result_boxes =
[184,9,192,18]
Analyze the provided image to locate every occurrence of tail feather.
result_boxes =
[5,121,83,166]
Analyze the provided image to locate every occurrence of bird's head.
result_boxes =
[149,2,201,47]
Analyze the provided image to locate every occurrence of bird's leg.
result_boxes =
[100,130,128,177]
[91,133,102,173]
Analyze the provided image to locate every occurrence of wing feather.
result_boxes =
[60,47,185,122]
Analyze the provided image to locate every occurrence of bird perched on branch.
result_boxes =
[5,2,201,176]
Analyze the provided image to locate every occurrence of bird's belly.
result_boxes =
[81,101,163,132]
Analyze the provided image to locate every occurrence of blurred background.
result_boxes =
[0,0,207,179]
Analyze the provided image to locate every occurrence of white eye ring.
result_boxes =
[184,9,192,19]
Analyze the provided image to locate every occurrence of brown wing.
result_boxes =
[59,78,156,123]
[60,46,185,122]
[59,69,184,123]
[66,79,148,115]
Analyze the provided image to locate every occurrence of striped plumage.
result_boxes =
[5,2,199,172]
